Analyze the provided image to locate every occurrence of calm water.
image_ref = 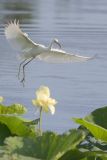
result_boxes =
[0,0,107,132]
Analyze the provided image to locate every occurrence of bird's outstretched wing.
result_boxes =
[37,49,94,63]
[5,20,38,52]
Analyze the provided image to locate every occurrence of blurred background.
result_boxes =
[0,0,107,132]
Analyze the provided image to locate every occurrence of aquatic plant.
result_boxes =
[0,86,107,159]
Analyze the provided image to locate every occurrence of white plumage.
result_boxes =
[5,20,94,84]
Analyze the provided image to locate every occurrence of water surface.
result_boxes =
[0,0,107,132]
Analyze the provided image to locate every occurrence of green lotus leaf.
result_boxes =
[0,104,27,115]
[73,118,107,142]
[85,106,107,129]
[2,129,85,160]
[0,115,36,139]
[59,149,107,160]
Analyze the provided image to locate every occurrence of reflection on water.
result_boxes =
[0,0,33,24]
[0,0,107,132]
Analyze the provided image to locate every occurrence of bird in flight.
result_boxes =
[5,20,94,85]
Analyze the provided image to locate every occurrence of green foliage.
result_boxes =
[0,104,27,115]
[0,103,38,143]
[73,118,107,142]
[0,123,11,145]
[0,115,36,139]
[85,106,107,129]
[0,130,85,160]
[0,154,39,160]
[34,129,85,160]
[24,118,40,126]
[59,149,107,160]
[0,102,107,159]
[71,106,107,159]
[0,131,107,160]
[73,106,107,142]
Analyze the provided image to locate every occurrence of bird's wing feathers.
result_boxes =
[37,49,93,63]
[5,20,94,63]
[5,20,38,52]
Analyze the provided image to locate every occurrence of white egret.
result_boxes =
[5,20,94,84]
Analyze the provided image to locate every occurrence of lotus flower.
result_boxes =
[32,86,57,115]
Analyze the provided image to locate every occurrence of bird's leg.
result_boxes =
[21,57,34,84]
[48,38,61,49]
[18,59,27,80]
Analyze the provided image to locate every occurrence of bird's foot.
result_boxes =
[20,78,25,87]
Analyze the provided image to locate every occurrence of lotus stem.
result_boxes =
[39,107,42,135]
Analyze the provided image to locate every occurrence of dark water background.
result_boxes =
[0,0,107,132]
